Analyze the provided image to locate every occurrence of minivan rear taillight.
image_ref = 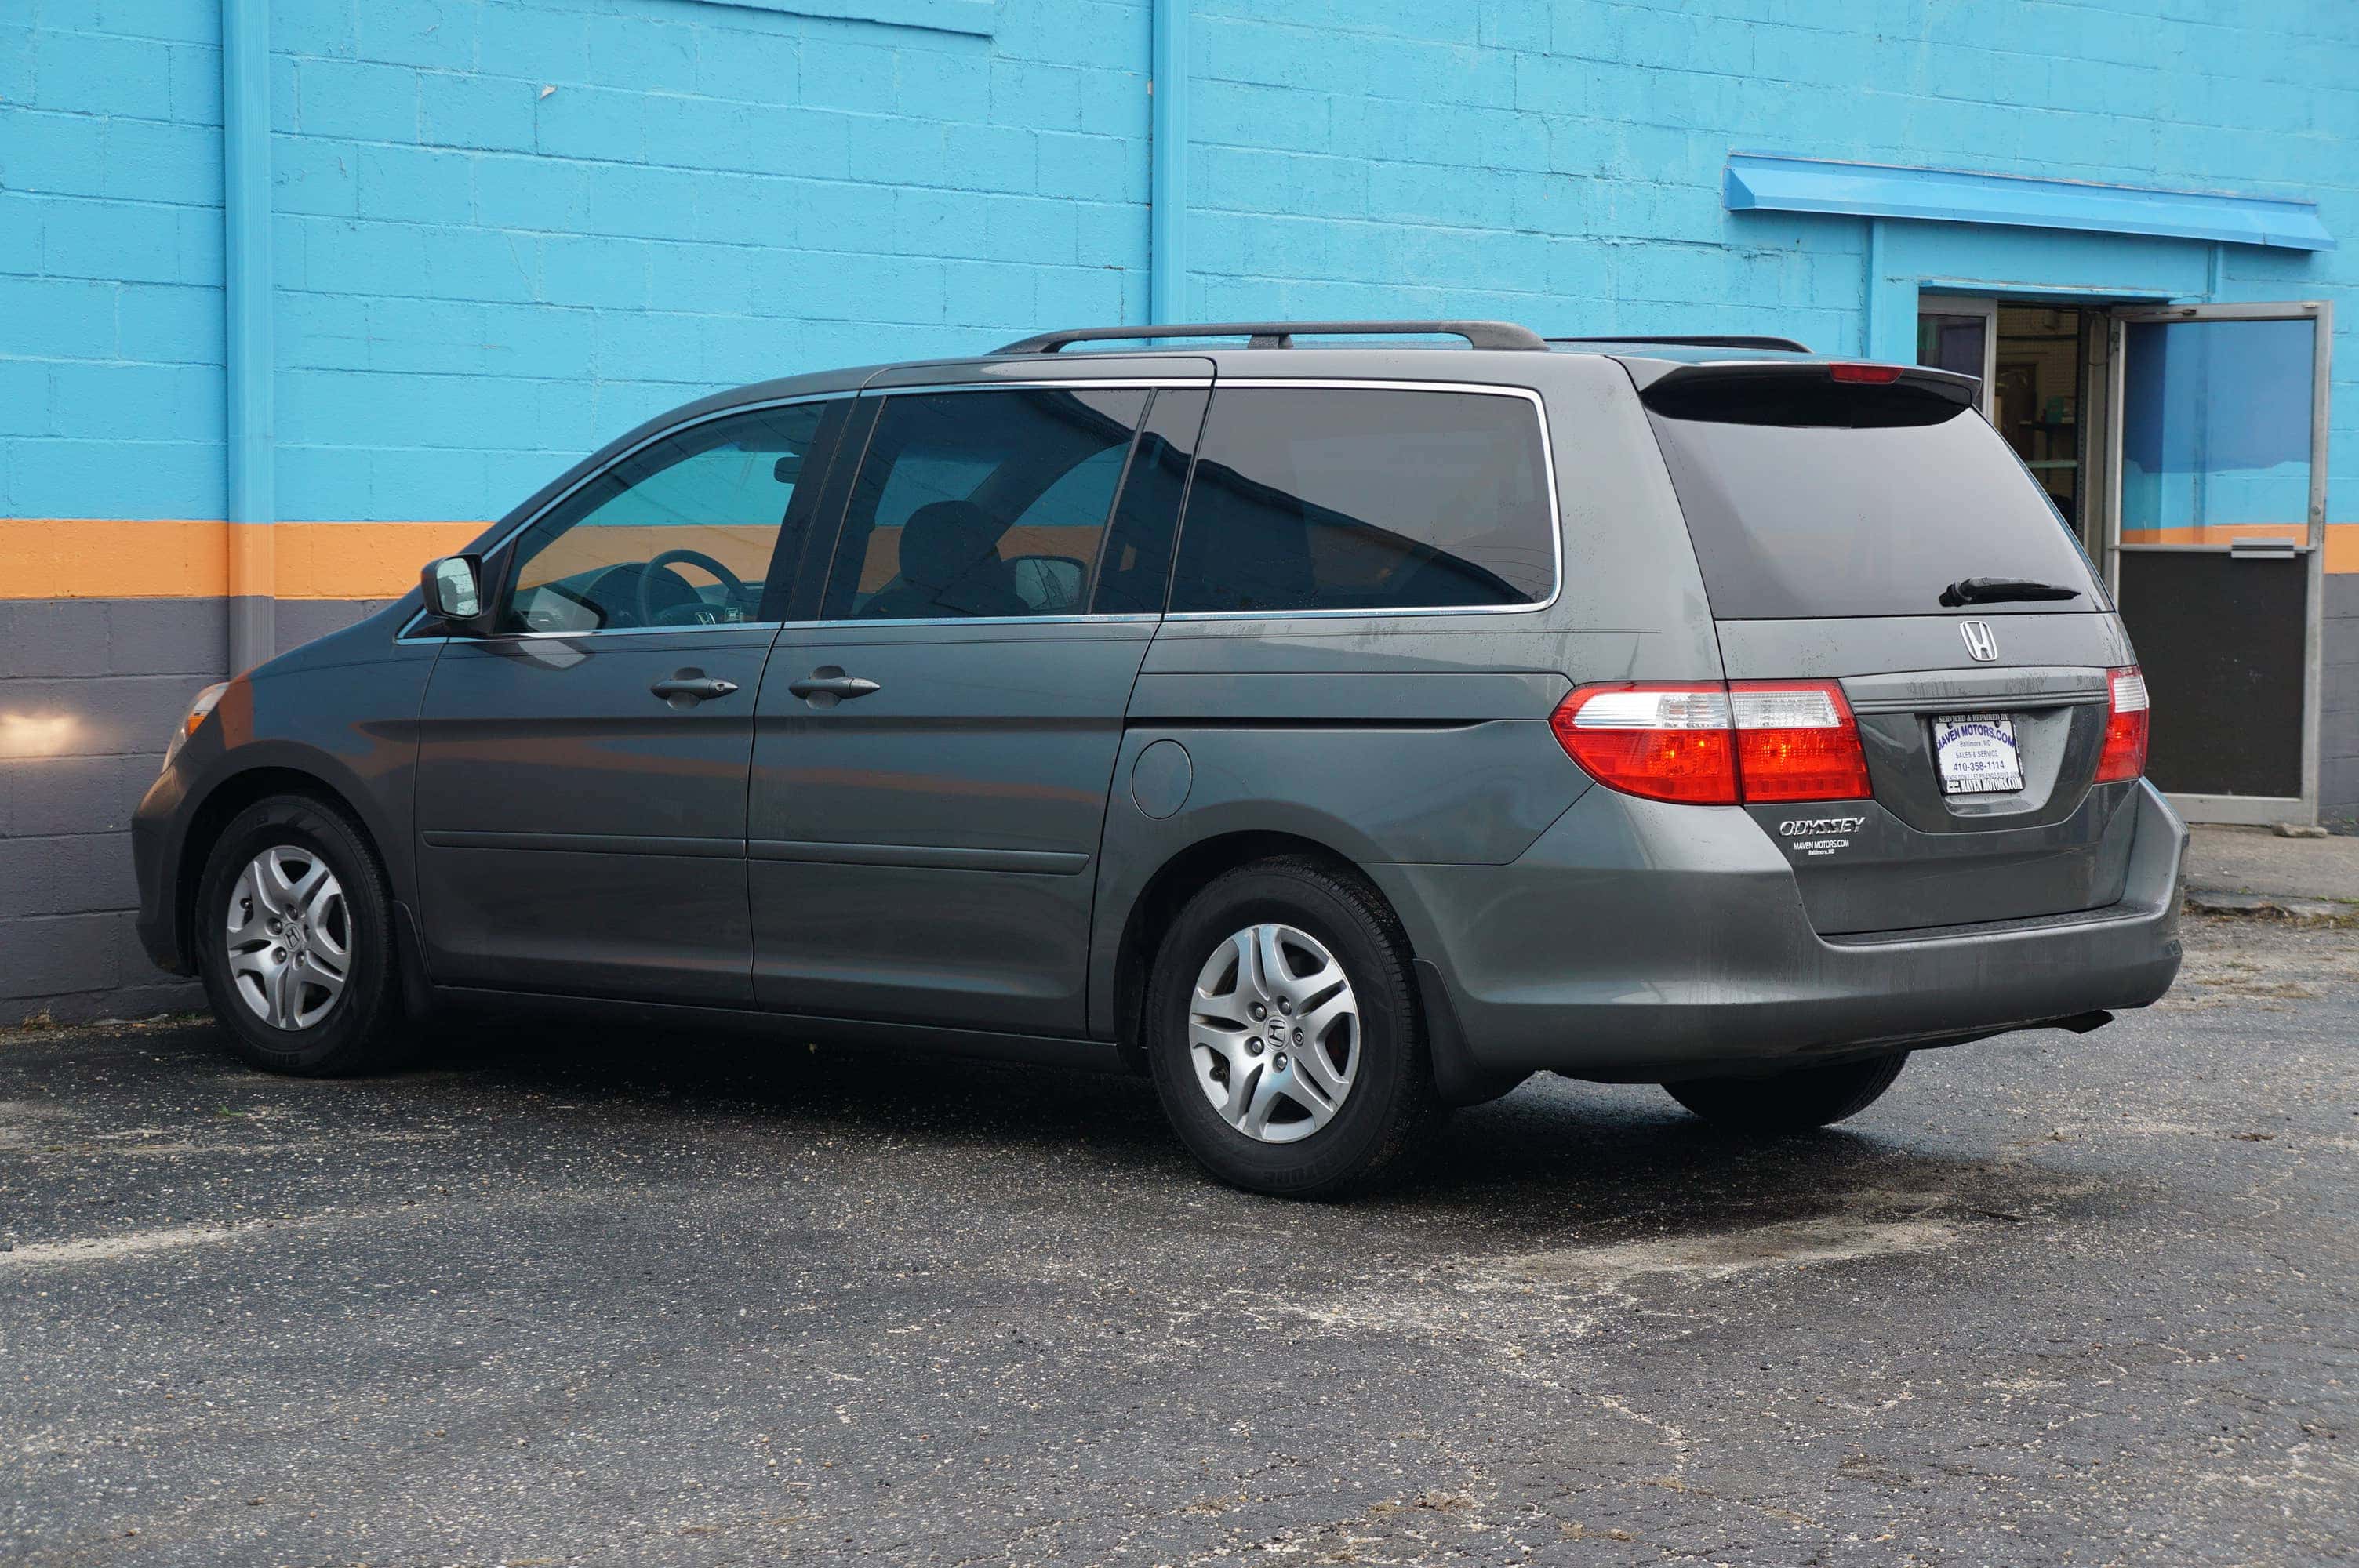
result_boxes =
[1549,684,1736,804]
[1728,681,1874,802]
[1550,681,1870,805]
[2095,665,2149,782]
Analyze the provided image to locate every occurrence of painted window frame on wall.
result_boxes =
[689,0,996,38]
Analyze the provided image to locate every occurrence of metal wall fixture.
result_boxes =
[223,0,274,674]
[1149,0,1187,326]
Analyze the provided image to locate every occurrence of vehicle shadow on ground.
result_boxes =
[384,1017,2087,1250]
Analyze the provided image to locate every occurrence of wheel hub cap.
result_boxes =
[1187,923,1359,1144]
[224,847,349,1031]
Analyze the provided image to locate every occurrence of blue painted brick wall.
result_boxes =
[0,0,227,524]
[266,0,1153,524]
[7,0,2350,537]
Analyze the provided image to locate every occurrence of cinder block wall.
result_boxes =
[2,0,228,1018]
[4,0,2356,1021]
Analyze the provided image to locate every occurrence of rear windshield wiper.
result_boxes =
[1939,577,2083,608]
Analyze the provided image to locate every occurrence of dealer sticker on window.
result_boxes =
[1933,713,2024,795]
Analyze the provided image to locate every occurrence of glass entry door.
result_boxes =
[1919,296,2109,561]
[2108,302,2332,822]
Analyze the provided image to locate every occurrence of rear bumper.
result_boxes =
[1372,778,2186,1083]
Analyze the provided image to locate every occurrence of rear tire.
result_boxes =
[1144,856,1448,1199]
[1663,1051,1907,1133]
[194,793,416,1076]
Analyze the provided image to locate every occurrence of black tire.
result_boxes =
[1663,1051,1908,1133]
[1144,855,1448,1199]
[193,793,415,1076]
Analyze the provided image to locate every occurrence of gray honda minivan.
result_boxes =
[133,321,2185,1196]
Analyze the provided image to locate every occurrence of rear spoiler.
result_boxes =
[1631,359,1981,426]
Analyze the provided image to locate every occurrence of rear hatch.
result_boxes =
[1637,361,2139,937]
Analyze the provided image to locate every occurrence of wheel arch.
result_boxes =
[1106,829,1383,1075]
[173,758,393,979]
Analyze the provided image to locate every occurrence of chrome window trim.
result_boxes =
[1155,378,1565,623]
[394,388,855,643]
[778,612,1161,632]
[404,611,1162,641]
[468,620,789,643]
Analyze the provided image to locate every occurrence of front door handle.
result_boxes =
[787,668,881,706]
[650,673,740,705]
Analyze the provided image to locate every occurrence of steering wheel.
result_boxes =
[638,548,750,627]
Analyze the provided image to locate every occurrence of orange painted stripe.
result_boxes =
[0,519,488,599]
[274,521,488,598]
[1,519,228,598]
[2121,522,2359,574]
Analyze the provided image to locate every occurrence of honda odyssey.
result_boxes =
[133,321,2185,1196]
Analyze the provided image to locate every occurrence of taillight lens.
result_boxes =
[1828,361,1905,383]
[2095,665,2149,783]
[1551,680,1870,805]
[1550,684,1738,804]
[1728,680,1873,802]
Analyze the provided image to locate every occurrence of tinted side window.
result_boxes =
[823,388,1150,622]
[1092,388,1207,616]
[1167,388,1555,615]
[502,401,842,633]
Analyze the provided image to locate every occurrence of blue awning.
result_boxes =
[1725,153,2333,252]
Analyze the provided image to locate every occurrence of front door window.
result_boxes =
[502,401,839,633]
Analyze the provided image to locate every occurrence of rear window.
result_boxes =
[1645,376,2106,620]
[1167,387,1555,614]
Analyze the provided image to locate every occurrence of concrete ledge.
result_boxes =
[2184,891,2359,925]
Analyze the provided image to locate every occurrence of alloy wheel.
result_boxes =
[1187,923,1359,1143]
[224,846,350,1031]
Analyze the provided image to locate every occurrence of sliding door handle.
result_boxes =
[787,668,881,706]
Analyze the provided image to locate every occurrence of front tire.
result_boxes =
[1663,1051,1907,1133]
[194,793,413,1076]
[1144,856,1447,1198]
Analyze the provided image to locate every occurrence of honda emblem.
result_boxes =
[1960,620,1999,662]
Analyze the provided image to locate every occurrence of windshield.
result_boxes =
[1645,379,2108,621]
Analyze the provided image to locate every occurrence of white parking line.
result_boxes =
[1,1224,242,1269]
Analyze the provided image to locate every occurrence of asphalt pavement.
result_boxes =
[3,913,2354,1566]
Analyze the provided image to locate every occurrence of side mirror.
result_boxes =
[1008,554,1087,615]
[420,554,489,631]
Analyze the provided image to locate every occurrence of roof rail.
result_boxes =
[1547,333,1812,353]
[994,320,1549,354]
